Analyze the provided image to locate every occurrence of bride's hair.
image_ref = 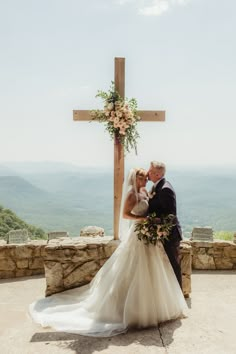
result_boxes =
[119,167,147,241]
[128,168,147,186]
[136,168,147,178]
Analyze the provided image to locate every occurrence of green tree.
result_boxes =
[0,205,46,240]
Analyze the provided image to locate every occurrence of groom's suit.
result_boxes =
[148,178,183,289]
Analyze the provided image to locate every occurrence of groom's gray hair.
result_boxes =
[150,161,166,175]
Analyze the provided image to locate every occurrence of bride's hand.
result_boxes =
[138,216,147,222]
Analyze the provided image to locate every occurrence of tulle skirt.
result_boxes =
[29,225,187,337]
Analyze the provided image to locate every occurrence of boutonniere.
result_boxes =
[148,191,156,199]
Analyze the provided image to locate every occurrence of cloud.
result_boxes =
[139,0,170,16]
[115,0,191,16]
[115,0,135,4]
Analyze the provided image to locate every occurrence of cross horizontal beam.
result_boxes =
[73,110,165,122]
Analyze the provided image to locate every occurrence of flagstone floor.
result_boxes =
[0,270,236,354]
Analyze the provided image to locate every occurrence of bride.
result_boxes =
[29,168,187,337]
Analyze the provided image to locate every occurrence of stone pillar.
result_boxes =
[180,241,192,297]
[191,227,213,241]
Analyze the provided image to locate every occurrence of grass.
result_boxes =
[214,231,234,241]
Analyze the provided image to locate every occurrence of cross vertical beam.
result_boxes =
[114,57,125,240]
[73,57,166,240]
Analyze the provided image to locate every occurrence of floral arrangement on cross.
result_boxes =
[91,82,140,154]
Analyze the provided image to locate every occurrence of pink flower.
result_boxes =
[119,129,126,135]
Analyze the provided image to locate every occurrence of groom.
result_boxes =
[148,161,183,289]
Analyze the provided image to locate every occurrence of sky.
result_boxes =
[0,0,236,170]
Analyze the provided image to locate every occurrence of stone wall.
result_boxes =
[0,238,192,298]
[43,237,192,297]
[191,240,236,270]
[43,237,118,296]
[0,240,46,279]
[0,238,235,296]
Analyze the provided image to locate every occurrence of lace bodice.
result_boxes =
[131,192,149,216]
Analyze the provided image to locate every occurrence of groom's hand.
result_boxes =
[146,215,161,223]
[153,217,161,224]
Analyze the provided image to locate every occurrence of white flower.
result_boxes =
[115,101,122,109]
[107,102,114,110]
[148,191,156,199]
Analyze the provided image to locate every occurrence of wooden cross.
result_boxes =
[73,57,165,240]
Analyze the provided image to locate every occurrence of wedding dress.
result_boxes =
[29,173,187,337]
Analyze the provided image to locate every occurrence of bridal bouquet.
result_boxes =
[135,213,176,246]
[91,82,140,154]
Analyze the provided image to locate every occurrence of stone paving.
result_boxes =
[0,271,236,354]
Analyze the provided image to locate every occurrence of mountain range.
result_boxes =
[0,161,235,237]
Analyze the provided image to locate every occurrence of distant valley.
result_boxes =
[0,162,236,237]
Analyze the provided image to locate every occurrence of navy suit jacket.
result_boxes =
[148,178,183,241]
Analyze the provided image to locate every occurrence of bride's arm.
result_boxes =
[123,192,146,221]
